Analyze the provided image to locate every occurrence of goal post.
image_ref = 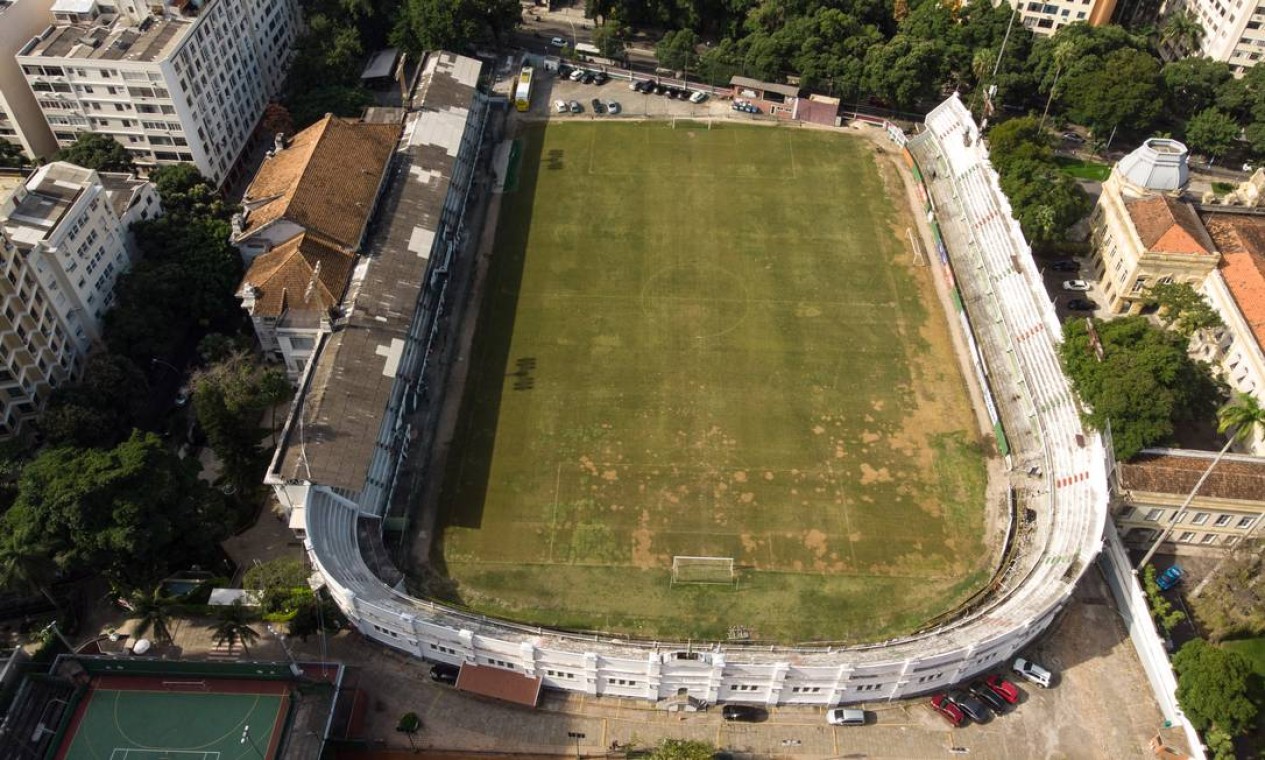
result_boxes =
[670,556,736,586]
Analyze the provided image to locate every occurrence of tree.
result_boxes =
[592,20,627,60]
[1144,281,1223,337]
[149,164,232,221]
[1141,565,1186,634]
[243,558,310,615]
[656,29,699,72]
[0,530,60,608]
[287,85,376,129]
[649,739,716,760]
[1060,316,1224,460]
[1160,10,1205,57]
[396,712,421,750]
[1061,48,1164,138]
[52,133,135,173]
[1185,108,1240,164]
[0,141,27,169]
[1038,40,1076,130]
[127,586,178,644]
[996,157,1091,246]
[1,432,230,591]
[192,352,292,492]
[986,116,1053,172]
[862,35,947,111]
[391,0,518,54]
[260,103,295,139]
[211,601,260,654]
[1172,639,1258,737]
[1163,58,1231,120]
[1189,550,1265,640]
[38,353,148,449]
[1137,393,1265,569]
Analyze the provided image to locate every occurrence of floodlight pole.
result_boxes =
[241,724,265,759]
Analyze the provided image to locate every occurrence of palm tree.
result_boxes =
[1039,41,1076,131]
[128,587,177,644]
[1137,393,1265,569]
[1160,10,1205,57]
[211,600,259,655]
[0,532,60,610]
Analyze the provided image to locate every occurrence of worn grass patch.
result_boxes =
[1054,155,1111,182]
[430,121,993,643]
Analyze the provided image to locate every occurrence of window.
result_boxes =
[1178,531,1196,542]
[791,686,823,693]
[1214,514,1233,527]
[1192,512,1210,525]
[1201,533,1217,544]
[853,683,883,692]
[1238,516,1256,529]
[730,684,758,692]
[1144,508,1164,521]
[609,678,637,686]
[429,643,457,655]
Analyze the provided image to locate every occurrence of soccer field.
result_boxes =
[432,121,993,643]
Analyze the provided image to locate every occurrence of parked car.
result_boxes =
[930,694,966,727]
[174,386,191,407]
[1156,565,1185,591]
[593,71,609,85]
[430,663,460,685]
[1050,259,1080,272]
[654,83,668,95]
[607,101,620,114]
[983,674,1020,705]
[582,71,596,84]
[1061,131,1086,143]
[550,36,567,48]
[947,691,992,723]
[1013,658,1053,688]
[554,99,568,114]
[568,100,582,114]
[591,97,605,114]
[569,68,585,82]
[1065,298,1096,311]
[968,681,1009,713]
[826,707,867,726]
[1061,279,1091,291]
[722,705,768,722]
[689,90,707,103]
[629,79,643,91]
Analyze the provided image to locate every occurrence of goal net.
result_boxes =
[670,556,736,586]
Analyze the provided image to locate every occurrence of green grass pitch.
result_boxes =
[431,121,994,643]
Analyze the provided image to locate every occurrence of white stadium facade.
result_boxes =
[268,54,1109,707]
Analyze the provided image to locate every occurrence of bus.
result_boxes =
[515,66,533,112]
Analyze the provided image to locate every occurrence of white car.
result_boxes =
[826,707,866,726]
[1061,279,1091,291]
[1013,658,1053,688]
[1061,131,1086,143]
[689,90,707,104]
[569,68,585,81]
[554,99,568,114]
[550,37,567,48]
[607,101,620,114]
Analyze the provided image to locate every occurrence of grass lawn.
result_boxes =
[1054,155,1112,182]
[1223,637,1265,677]
[430,122,993,643]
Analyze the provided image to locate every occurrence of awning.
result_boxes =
[455,664,542,707]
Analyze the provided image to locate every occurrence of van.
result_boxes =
[1012,657,1053,688]
[826,708,867,726]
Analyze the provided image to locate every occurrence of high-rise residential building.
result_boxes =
[1001,0,1118,36]
[17,0,301,186]
[1163,0,1265,72]
[0,161,159,438]
[0,0,59,159]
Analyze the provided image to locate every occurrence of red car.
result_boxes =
[984,674,1020,704]
[930,694,966,726]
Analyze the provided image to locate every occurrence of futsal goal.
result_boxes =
[670,556,736,586]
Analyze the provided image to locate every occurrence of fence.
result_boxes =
[1098,530,1205,759]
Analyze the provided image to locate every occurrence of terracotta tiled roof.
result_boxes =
[1204,213,1265,351]
[1119,450,1265,502]
[239,116,399,250]
[238,233,355,318]
[1124,196,1216,256]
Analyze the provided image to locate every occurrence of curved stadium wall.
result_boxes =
[294,93,1109,706]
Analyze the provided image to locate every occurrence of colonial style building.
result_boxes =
[233,115,398,378]
[0,0,58,159]
[16,0,301,186]
[0,161,158,437]
[1112,448,1265,554]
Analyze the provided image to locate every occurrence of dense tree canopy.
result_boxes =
[1185,108,1241,161]
[192,352,291,492]
[1,432,229,591]
[39,354,147,449]
[1060,316,1224,459]
[0,141,27,169]
[52,133,135,173]
[1144,281,1223,337]
[148,164,232,221]
[1172,639,1259,737]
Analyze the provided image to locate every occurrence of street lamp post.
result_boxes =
[150,358,179,375]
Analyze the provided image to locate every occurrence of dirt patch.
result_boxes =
[601,469,618,481]
[733,471,748,483]
[803,528,828,558]
[859,463,893,485]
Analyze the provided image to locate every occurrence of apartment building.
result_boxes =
[1112,448,1265,554]
[1001,0,1118,36]
[0,161,159,438]
[17,0,301,186]
[0,0,59,159]
[233,115,399,378]
[1164,0,1265,73]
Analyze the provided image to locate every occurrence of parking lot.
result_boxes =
[1037,253,1107,321]
[522,65,751,121]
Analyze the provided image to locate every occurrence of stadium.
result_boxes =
[266,51,1107,707]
